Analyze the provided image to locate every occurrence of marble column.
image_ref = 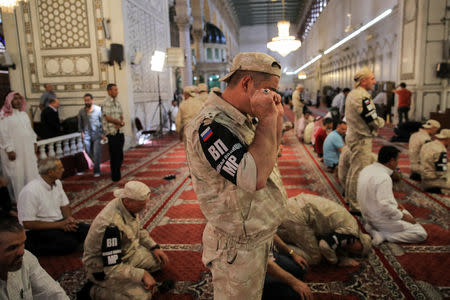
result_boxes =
[175,0,193,87]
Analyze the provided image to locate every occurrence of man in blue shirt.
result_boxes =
[78,93,104,177]
[323,121,347,170]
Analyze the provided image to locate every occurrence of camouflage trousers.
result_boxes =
[89,247,161,300]
[293,109,303,133]
[345,137,374,212]
[202,223,273,300]
[422,178,450,195]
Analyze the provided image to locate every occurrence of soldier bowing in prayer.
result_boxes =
[277,193,372,267]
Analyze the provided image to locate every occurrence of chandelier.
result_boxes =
[0,0,21,12]
[266,0,301,57]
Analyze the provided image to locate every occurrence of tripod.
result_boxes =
[151,73,168,137]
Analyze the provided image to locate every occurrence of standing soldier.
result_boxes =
[82,181,171,299]
[408,119,440,181]
[419,129,450,194]
[197,83,209,102]
[344,67,385,213]
[292,84,305,132]
[184,52,289,299]
[175,86,203,142]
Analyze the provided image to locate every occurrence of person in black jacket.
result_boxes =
[40,98,61,139]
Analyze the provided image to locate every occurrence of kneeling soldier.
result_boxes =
[82,181,171,300]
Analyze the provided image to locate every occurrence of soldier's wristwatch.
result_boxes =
[150,244,161,250]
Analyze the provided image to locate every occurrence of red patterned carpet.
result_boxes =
[39,116,449,299]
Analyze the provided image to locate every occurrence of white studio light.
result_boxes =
[150,50,166,72]
[286,8,393,75]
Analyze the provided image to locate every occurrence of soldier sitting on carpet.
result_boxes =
[277,193,372,267]
[81,181,173,300]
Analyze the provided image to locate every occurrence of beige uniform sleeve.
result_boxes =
[420,149,439,180]
[139,229,157,250]
[236,152,257,192]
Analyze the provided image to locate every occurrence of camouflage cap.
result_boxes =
[211,87,221,93]
[113,181,150,201]
[296,84,304,90]
[183,85,198,97]
[422,119,440,129]
[219,52,281,82]
[197,83,208,93]
[435,129,450,139]
[354,67,372,87]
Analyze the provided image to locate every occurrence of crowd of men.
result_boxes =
[0,51,448,300]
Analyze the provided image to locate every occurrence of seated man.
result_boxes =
[323,121,347,170]
[358,146,427,245]
[409,120,440,181]
[263,234,312,300]
[0,211,69,299]
[17,158,89,256]
[419,129,450,194]
[83,181,172,300]
[314,117,333,160]
[277,193,371,267]
[296,109,314,141]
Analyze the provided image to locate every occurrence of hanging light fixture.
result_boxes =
[0,0,20,13]
[267,0,301,57]
[298,71,307,80]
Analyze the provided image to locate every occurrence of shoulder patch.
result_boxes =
[101,225,122,267]
[198,121,248,184]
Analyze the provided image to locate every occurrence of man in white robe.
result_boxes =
[357,146,427,245]
[0,92,39,203]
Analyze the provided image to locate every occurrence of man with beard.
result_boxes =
[0,211,69,299]
[78,93,104,177]
[0,92,39,203]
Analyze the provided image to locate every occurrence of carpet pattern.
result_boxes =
[39,119,449,299]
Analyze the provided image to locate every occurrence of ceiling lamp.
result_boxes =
[266,0,301,57]
[0,0,20,12]
[298,72,307,80]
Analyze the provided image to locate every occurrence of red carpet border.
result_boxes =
[40,123,449,299]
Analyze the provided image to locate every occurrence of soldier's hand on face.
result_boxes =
[152,248,169,266]
[292,253,309,270]
[401,213,416,224]
[250,89,277,120]
[290,279,313,300]
[7,151,16,161]
[142,271,157,291]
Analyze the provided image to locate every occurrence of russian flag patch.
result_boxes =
[200,127,213,142]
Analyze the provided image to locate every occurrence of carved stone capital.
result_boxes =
[175,15,193,29]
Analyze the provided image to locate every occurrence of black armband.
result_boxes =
[198,121,248,184]
[101,225,122,267]
[360,97,377,126]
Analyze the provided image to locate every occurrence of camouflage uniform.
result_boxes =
[344,86,384,211]
[198,92,208,103]
[419,140,450,193]
[277,194,371,265]
[175,94,204,140]
[83,198,160,300]
[292,89,304,132]
[337,145,351,186]
[409,129,431,174]
[185,91,287,300]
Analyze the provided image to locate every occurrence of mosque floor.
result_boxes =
[39,109,449,299]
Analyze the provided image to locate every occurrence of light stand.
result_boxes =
[151,51,168,137]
